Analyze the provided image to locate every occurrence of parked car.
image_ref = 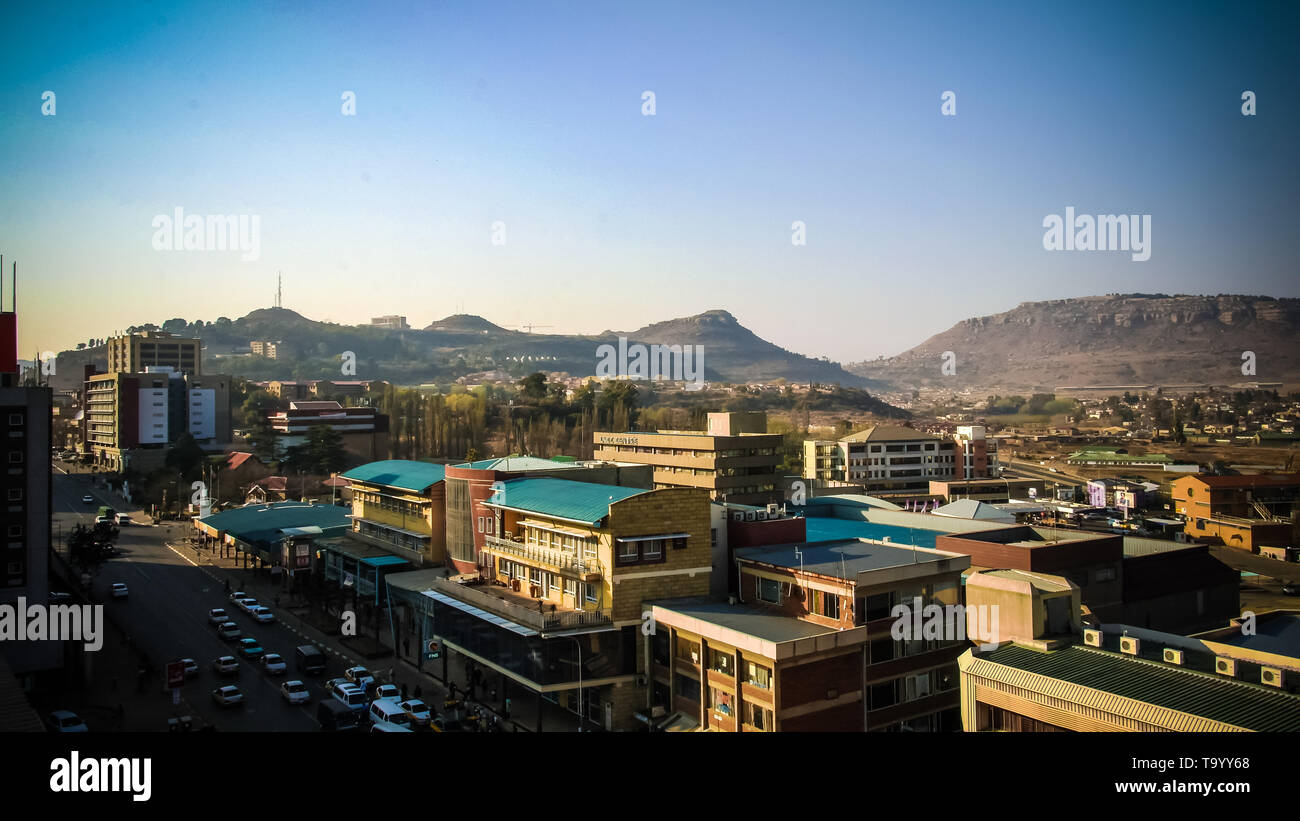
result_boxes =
[281,680,311,704]
[94,515,112,525]
[110,583,128,598]
[370,721,414,733]
[115,513,132,526]
[228,590,249,603]
[330,682,368,712]
[250,606,275,624]
[370,684,400,702]
[398,699,432,727]
[344,666,374,689]
[237,638,264,661]
[212,656,240,676]
[261,653,287,675]
[216,621,242,641]
[46,710,89,733]
[212,686,244,707]
[236,597,259,614]
[207,607,229,625]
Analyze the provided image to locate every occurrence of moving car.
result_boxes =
[207,607,229,625]
[216,621,242,641]
[237,638,265,661]
[212,686,244,707]
[115,513,132,526]
[281,680,311,704]
[1283,581,1299,596]
[370,721,414,733]
[295,645,326,675]
[371,684,399,702]
[94,515,112,525]
[47,710,89,733]
[212,656,240,676]
[316,700,360,731]
[82,495,94,504]
[330,682,368,712]
[228,590,249,603]
[110,583,128,598]
[261,652,287,675]
[235,597,259,613]
[398,699,432,727]
[171,658,199,679]
[250,606,275,624]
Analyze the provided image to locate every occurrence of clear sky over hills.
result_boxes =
[3,0,1297,362]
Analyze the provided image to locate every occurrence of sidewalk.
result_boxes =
[169,524,599,732]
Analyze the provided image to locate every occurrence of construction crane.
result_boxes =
[504,324,554,334]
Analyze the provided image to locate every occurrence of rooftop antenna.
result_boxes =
[276,271,282,308]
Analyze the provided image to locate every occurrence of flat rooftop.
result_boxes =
[1212,612,1300,658]
[736,538,960,579]
[652,597,839,644]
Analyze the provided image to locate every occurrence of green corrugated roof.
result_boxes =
[342,460,446,491]
[198,501,352,550]
[981,644,1300,732]
[485,478,648,525]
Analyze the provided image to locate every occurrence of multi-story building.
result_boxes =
[81,366,231,472]
[370,315,409,330]
[107,330,201,375]
[0,297,59,674]
[266,400,389,464]
[308,380,390,399]
[339,460,447,566]
[648,538,971,731]
[1170,474,1300,552]
[805,425,979,493]
[593,411,784,505]
[443,455,652,575]
[929,477,1047,503]
[250,339,281,359]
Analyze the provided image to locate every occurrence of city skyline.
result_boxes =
[4,0,1299,362]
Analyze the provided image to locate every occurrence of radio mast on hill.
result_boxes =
[275,271,282,308]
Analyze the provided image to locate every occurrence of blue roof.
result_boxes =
[361,555,410,568]
[197,501,351,549]
[342,460,446,492]
[803,516,942,549]
[485,478,649,525]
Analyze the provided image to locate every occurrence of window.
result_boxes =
[744,661,771,689]
[549,573,560,592]
[709,687,733,716]
[674,673,700,702]
[583,583,597,604]
[708,648,734,676]
[529,568,543,587]
[710,528,717,548]
[676,638,700,664]
[8,451,21,464]
[617,542,639,565]
[564,578,577,597]
[743,701,771,731]
[756,576,781,604]
[869,638,895,664]
[642,539,662,560]
[811,590,840,620]
[869,680,898,710]
[863,593,891,621]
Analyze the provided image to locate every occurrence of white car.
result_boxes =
[236,597,260,614]
[110,583,128,598]
[212,686,244,707]
[250,606,275,624]
[281,680,310,704]
[399,699,432,727]
[115,513,132,526]
[82,495,94,504]
[212,655,240,676]
[47,710,89,733]
[371,684,399,701]
[261,653,287,675]
[207,607,229,626]
[229,590,249,603]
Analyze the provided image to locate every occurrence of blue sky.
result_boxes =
[2,0,1297,363]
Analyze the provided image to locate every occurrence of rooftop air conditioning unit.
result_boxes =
[1120,637,1140,656]
[1163,648,1184,666]
[756,511,768,521]
[1215,657,1237,677]
[745,511,756,522]
[1261,667,1285,688]
[732,512,744,522]
[766,503,780,516]
[1083,629,1103,647]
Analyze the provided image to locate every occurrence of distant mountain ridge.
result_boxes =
[49,307,870,391]
[847,294,1300,392]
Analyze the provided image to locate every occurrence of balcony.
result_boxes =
[430,576,613,632]
[485,535,603,582]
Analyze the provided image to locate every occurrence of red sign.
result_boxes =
[166,661,186,689]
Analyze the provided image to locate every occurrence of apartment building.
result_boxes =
[339,460,447,566]
[593,411,784,505]
[250,339,281,359]
[81,366,232,472]
[1170,474,1300,552]
[443,455,652,575]
[107,330,201,375]
[648,538,971,731]
[267,401,389,464]
[803,424,988,493]
[370,315,409,329]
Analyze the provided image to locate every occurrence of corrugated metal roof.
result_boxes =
[976,644,1300,732]
[484,478,648,525]
[198,501,351,549]
[342,460,446,491]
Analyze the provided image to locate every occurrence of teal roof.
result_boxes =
[198,501,351,550]
[456,456,576,472]
[362,555,410,568]
[485,478,649,525]
[980,644,1300,732]
[342,460,446,491]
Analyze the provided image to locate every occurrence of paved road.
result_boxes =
[52,469,334,731]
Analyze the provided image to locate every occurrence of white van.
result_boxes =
[368,698,412,728]
[331,683,368,712]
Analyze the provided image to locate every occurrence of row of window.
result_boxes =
[497,559,599,603]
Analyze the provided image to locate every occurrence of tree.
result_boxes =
[304,425,348,474]
[519,372,549,401]
[165,433,206,481]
